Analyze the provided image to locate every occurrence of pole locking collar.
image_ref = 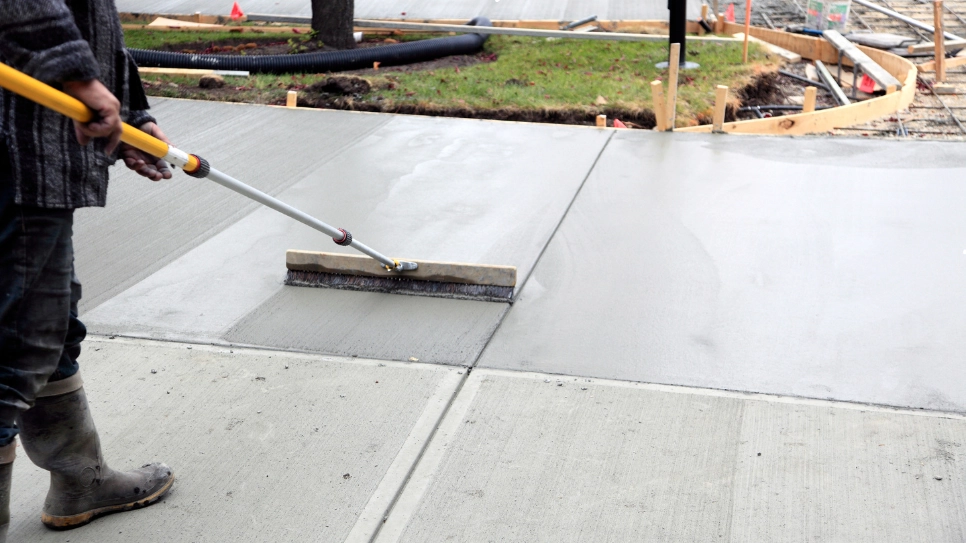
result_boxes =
[333,228,352,246]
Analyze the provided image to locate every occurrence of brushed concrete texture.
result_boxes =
[730,400,966,542]
[478,132,966,412]
[74,99,389,312]
[81,106,610,364]
[7,337,463,542]
[381,369,966,543]
[116,0,698,22]
[225,287,508,365]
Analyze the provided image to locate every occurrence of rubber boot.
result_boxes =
[0,442,15,542]
[17,385,173,529]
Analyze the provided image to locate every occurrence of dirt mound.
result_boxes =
[306,76,372,96]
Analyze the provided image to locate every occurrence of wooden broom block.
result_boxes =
[286,250,517,287]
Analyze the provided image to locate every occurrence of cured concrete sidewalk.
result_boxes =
[8,338,966,542]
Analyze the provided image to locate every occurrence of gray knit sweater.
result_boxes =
[0,0,155,209]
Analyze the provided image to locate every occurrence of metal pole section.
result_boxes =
[852,0,961,40]
[562,15,598,29]
[669,0,688,63]
[204,167,400,269]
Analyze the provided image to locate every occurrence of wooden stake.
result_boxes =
[712,85,728,132]
[803,86,817,113]
[934,1,946,82]
[713,0,722,32]
[700,5,709,34]
[742,0,753,62]
[651,80,668,131]
[596,114,607,127]
[666,42,681,131]
[286,90,298,108]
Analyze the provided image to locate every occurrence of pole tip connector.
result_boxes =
[184,155,210,179]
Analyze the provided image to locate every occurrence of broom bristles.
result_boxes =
[285,269,514,303]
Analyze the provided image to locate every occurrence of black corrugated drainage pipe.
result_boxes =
[130,17,491,74]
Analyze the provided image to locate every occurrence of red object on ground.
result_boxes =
[613,119,628,128]
[230,2,245,20]
[859,74,876,93]
[725,3,736,22]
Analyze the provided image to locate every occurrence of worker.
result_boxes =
[0,1,175,538]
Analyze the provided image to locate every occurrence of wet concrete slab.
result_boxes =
[7,337,463,542]
[117,0,696,22]
[379,369,966,543]
[478,132,966,411]
[80,101,610,364]
[75,101,390,313]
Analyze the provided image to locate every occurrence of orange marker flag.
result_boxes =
[230,2,245,20]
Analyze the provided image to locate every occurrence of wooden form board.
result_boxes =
[908,38,966,54]
[120,12,242,24]
[119,14,701,33]
[823,30,902,90]
[733,33,802,62]
[919,55,966,72]
[122,23,311,33]
[352,20,739,43]
[679,25,917,135]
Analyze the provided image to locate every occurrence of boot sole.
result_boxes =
[40,473,175,530]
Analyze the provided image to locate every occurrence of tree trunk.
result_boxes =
[311,0,355,49]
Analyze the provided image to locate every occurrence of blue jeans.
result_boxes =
[0,170,83,447]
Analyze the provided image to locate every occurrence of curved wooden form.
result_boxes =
[679,23,917,135]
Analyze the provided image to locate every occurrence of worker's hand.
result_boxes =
[62,79,123,154]
[120,122,173,181]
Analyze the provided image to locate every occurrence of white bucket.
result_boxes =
[806,0,852,30]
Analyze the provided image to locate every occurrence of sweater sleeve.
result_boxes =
[0,0,100,84]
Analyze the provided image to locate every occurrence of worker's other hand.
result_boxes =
[120,123,173,181]
[62,79,123,154]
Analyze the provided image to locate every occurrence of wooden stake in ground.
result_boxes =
[712,85,728,132]
[596,114,607,127]
[742,0,753,63]
[700,5,709,34]
[650,80,668,131]
[666,43,681,131]
[286,90,298,108]
[803,86,817,113]
[935,0,946,82]
[713,0,722,32]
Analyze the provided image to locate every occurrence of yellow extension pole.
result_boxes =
[0,62,200,172]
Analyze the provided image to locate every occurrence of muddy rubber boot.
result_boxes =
[0,442,15,542]
[17,381,174,530]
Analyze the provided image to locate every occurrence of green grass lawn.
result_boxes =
[128,29,775,128]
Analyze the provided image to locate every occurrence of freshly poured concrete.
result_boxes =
[75,101,390,312]
[380,370,966,543]
[79,101,610,364]
[8,337,463,542]
[479,132,966,412]
[116,0,698,22]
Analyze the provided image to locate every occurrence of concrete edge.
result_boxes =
[83,334,458,374]
[473,368,966,420]
[372,370,485,543]
[345,370,466,542]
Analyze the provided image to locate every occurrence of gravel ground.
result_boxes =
[729,0,966,139]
